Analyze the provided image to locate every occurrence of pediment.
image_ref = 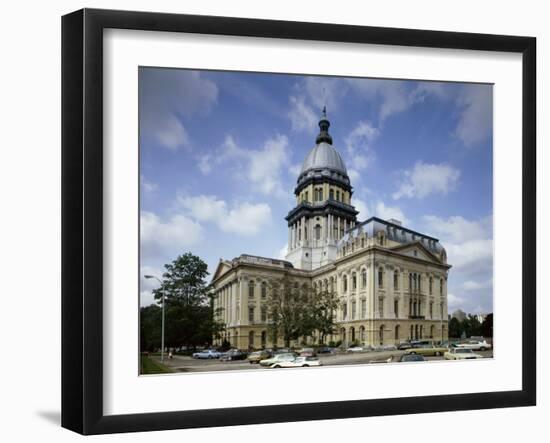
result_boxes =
[390,241,441,264]
[211,260,233,283]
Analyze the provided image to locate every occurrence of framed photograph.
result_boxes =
[62,8,536,435]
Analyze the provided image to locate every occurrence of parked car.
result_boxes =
[259,352,297,367]
[346,345,364,353]
[454,340,492,351]
[407,343,448,357]
[247,350,272,364]
[397,342,413,350]
[444,348,483,360]
[273,348,292,354]
[270,357,322,368]
[316,347,335,354]
[399,353,426,362]
[220,349,248,361]
[298,347,317,357]
[192,349,221,359]
[369,356,393,364]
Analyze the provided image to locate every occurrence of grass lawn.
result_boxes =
[140,354,174,374]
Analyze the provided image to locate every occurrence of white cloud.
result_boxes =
[277,244,288,260]
[199,134,291,198]
[455,84,493,146]
[221,202,272,236]
[179,195,272,236]
[462,278,493,291]
[347,79,412,123]
[288,95,317,133]
[353,198,370,221]
[348,169,360,184]
[345,120,379,172]
[392,161,461,200]
[140,211,202,259]
[447,293,465,311]
[140,265,165,306]
[140,70,218,151]
[154,114,190,151]
[374,201,407,224]
[422,215,493,275]
[140,176,158,193]
[289,163,302,178]
[422,215,492,244]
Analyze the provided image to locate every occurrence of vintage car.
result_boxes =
[346,345,365,353]
[192,349,221,359]
[298,347,317,357]
[247,350,272,364]
[259,352,297,367]
[406,343,448,356]
[453,340,492,351]
[220,349,248,361]
[270,357,322,368]
[399,353,426,362]
[444,348,483,360]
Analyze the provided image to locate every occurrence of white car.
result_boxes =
[346,345,364,353]
[454,340,492,351]
[270,357,322,368]
[444,348,483,360]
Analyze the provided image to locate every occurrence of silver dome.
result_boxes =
[300,142,347,175]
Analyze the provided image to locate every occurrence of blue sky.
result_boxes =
[139,67,493,315]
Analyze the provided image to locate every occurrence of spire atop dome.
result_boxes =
[316,106,333,145]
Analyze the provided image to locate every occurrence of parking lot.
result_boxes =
[153,349,493,373]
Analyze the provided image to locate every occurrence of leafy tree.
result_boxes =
[147,253,225,350]
[140,304,162,352]
[448,316,462,338]
[265,276,340,347]
[480,313,493,338]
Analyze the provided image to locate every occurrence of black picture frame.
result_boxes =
[62,8,536,435]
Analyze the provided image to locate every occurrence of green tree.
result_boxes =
[265,276,339,347]
[149,253,224,350]
[448,316,462,338]
[140,304,162,352]
[480,313,493,338]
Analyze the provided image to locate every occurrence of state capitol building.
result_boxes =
[211,110,450,349]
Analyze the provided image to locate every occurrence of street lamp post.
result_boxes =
[145,274,166,364]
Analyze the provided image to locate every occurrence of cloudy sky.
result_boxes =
[139,67,493,315]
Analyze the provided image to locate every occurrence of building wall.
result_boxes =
[212,244,449,349]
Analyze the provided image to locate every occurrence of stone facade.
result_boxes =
[211,111,450,350]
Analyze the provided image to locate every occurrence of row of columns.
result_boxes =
[289,215,356,251]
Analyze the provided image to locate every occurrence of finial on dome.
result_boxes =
[316,106,332,145]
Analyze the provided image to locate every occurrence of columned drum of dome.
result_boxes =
[285,109,358,270]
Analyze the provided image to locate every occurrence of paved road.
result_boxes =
[155,349,493,373]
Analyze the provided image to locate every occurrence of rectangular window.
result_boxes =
[394,299,399,318]
[361,299,366,318]
[261,284,266,298]
[362,271,367,288]
[261,307,267,322]
[378,269,383,288]
[248,307,254,322]
[394,272,398,290]
[430,302,433,319]
[352,301,356,319]
[248,283,254,298]
[378,298,384,318]
[440,279,443,296]
[342,303,347,320]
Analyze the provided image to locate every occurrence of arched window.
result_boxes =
[394,271,399,290]
[329,189,334,200]
[248,331,255,348]
[261,331,267,347]
[304,226,308,240]
[360,326,365,342]
[248,280,255,298]
[343,275,348,292]
[315,224,321,240]
[352,272,357,290]
[395,325,400,343]
[362,269,367,288]
[336,190,340,201]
